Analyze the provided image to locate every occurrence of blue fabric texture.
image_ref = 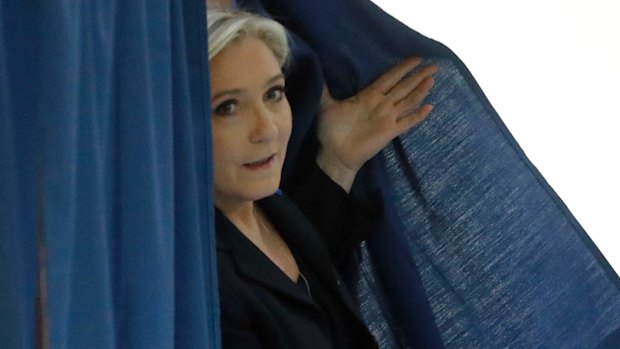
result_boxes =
[0,1,220,348]
[255,0,620,347]
[0,4,40,347]
[3,0,620,348]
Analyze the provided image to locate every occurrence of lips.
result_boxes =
[243,154,276,170]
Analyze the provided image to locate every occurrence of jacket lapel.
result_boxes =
[259,195,364,315]
[216,207,315,306]
[216,194,362,316]
[258,195,335,280]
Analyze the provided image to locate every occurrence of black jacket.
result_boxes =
[216,168,378,349]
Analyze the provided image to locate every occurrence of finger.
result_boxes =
[395,104,433,133]
[388,64,439,103]
[395,75,435,115]
[370,57,424,95]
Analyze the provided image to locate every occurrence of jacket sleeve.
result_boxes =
[287,161,380,264]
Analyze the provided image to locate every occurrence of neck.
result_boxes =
[216,198,261,237]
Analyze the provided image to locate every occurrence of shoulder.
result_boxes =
[259,192,312,226]
[258,193,329,253]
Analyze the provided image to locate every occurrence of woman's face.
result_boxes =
[209,37,292,209]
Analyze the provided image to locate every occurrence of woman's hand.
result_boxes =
[316,57,439,192]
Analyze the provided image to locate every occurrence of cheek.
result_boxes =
[211,125,237,168]
[211,130,236,191]
[278,103,293,144]
[211,131,225,161]
[280,117,292,143]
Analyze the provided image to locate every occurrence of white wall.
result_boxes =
[371,0,620,272]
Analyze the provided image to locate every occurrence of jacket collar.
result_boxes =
[215,194,335,304]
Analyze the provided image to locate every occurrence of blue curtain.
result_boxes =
[249,0,620,347]
[3,0,620,348]
[0,1,220,348]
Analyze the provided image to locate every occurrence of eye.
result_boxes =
[265,85,286,103]
[213,99,238,116]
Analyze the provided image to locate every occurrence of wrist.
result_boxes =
[315,151,358,193]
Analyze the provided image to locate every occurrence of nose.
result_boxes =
[249,105,278,143]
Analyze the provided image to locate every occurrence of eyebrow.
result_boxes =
[211,73,285,101]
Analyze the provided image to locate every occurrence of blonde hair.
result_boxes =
[207,9,290,66]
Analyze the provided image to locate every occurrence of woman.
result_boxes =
[208,9,437,348]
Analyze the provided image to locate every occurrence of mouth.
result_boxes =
[243,154,276,170]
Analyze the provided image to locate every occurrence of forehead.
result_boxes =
[209,37,283,92]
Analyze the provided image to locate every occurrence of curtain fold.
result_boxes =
[0,1,220,348]
[3,0,619,348]
[252,0,620,347]
[1,2,44,347]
